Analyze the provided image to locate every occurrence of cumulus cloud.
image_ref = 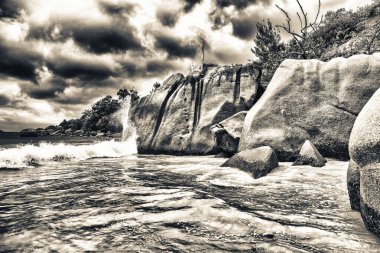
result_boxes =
[183,0,202,13]
[231,14,258,40]
[46,54,117,81]
[153,32,198,59]
[156,9,180,27]
[209,0,271,30]
[28,19,144,54]
[0,37,43,83]
[0,94,11,106]
[97,0,135,16]
[0,0,26,20]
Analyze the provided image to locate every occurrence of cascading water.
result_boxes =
[0,97,138,169]
[120,96,137,142]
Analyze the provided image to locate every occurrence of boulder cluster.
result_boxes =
[130,53,380,237]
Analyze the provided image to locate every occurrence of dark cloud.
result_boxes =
[231,15,257,40]
[209,8,230,29]
[210,0,271,30]
[0,38,43,83]
[71,22,143,54]
[28,20,144,54]
[0,0,25,20]
[27,87,64,100]
[156,9,180,28]
[0,94,11,106]
[54,87,104,105]
[121,58,180,78]
[20,77,67,100]
[153,32,197,59]
[183,0,202,13]
[27,23,70,42]
[215,0,270,10]
[46,55,116,81]
[146,60,178,75]
[98,0,135,16]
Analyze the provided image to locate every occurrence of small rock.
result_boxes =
[221,146,278,179]
[293,140,326,167]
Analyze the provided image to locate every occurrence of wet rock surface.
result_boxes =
[348,88,380,238]
[240,53,380,161]
[211,111,247,155]
[130,64,259,155]
[222,146,279,179]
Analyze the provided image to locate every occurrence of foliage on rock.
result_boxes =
[252,0,380,86]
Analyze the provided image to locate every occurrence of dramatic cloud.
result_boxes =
[0,94,11,106]
[183,0,202,13]
[19,77,66,99]
[209,0,270,30]
[72,22,143,54]
[28,20,144,54]
[231,14,257,40]
[0,0,26,20]
[120,58,181,78]
[215,0,271,10]
[156,9,180,27]
[0,38,43,83]
[46,54,117,81]
[98,0,135,16]
[153,32,198,59]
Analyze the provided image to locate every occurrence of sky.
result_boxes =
[0,0,374,131]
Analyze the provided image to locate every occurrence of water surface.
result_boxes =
[0,154,379,252]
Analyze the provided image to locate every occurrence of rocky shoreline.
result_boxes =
[19,127,122,138]
[129,53,380,238]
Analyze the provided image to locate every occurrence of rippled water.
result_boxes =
[0,154,379,252]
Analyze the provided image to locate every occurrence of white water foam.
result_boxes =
[0,97,137,169]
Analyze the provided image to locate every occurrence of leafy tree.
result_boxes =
[129,88,139,103]
[117,89,130,100]
[251,20,285,87]
[80,95,121,133]
[117,88,140,103]
[153,82,161,90]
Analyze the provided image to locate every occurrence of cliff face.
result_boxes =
[239,53,380,161]
[130,64,260,155]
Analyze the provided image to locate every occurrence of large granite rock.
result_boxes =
[348,88,380,237]
[347,160,361,211]
[293,140,326,167]
[130,64,259,155]
[210,111,247,155]
[221,146,278,179]
[239,53,380,161]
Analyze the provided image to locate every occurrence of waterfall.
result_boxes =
[120,96,137,142]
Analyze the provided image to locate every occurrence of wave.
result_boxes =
[0,137,137,169]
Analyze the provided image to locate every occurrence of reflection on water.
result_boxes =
[0,156,379,252]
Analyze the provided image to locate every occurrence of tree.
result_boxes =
[129,88,139,103]
[117,89,130,100]
[251,20,285,87]
[117,88,139,103]
[153,82,161,90]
